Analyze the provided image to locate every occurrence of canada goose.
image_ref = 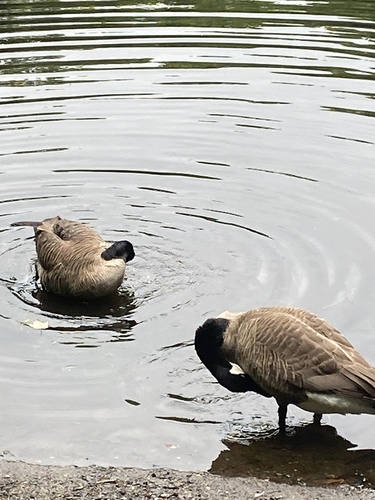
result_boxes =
[195,306,375,432]
[11,216,135,299]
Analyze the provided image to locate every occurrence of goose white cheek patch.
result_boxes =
[229,363,246,376]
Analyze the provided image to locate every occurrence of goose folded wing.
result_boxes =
[35,230,66,271]
[36,228,104,271]
[228,313,375,400]
[53,220,101,243]
[271,307,356,349]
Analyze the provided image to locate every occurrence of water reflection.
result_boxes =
[33,287,136,318]
[210,424,375,487]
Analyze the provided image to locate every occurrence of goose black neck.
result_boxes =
[194,318,248,393]
[195,317,271,396]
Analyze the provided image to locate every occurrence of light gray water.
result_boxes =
[1,0,375,488]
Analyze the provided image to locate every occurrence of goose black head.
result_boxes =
[101,241,135,263]
[195,317,271,396]
[195,317,229,356]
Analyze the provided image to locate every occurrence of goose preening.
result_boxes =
[195,306,375,432]
[11,216,135,299]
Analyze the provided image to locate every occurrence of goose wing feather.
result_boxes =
[35,217,106,271]
[222,310,375,403]
[253,306,355,349]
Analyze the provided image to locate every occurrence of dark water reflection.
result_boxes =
[1,0,375,489]
[26,286,136,320]
[211,425,375,488]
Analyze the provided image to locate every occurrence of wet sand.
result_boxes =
[0,461,374,500]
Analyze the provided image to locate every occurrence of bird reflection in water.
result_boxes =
[32,287,137,319]
[210,423,375,488]
[15,286,138,347]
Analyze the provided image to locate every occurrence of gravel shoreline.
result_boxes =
[0,461,374,500]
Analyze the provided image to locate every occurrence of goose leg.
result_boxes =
[278,404,288,432]
[313,413,322,425]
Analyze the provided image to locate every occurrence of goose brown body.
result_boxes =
[195,306,375,430]
[12,216,135,299]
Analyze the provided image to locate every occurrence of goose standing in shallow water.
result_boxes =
[195,307,375,432]
[12,216,135,299]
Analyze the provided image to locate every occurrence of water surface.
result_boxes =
[1,0,375,488]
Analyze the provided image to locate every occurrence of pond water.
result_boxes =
[1,0,375,489]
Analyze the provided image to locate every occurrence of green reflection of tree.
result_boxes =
[1,0,373,81]
[1,0,374,19]
[194,0,375,20]
[308,0,375,22]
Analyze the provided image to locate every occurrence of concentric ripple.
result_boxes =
[0,0,375,486]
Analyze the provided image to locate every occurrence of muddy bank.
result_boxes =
[0,461,374,500]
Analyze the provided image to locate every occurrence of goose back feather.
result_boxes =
[12,216,135,299]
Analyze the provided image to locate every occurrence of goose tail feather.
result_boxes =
[11,221,42,227]
[11,220,43,236]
